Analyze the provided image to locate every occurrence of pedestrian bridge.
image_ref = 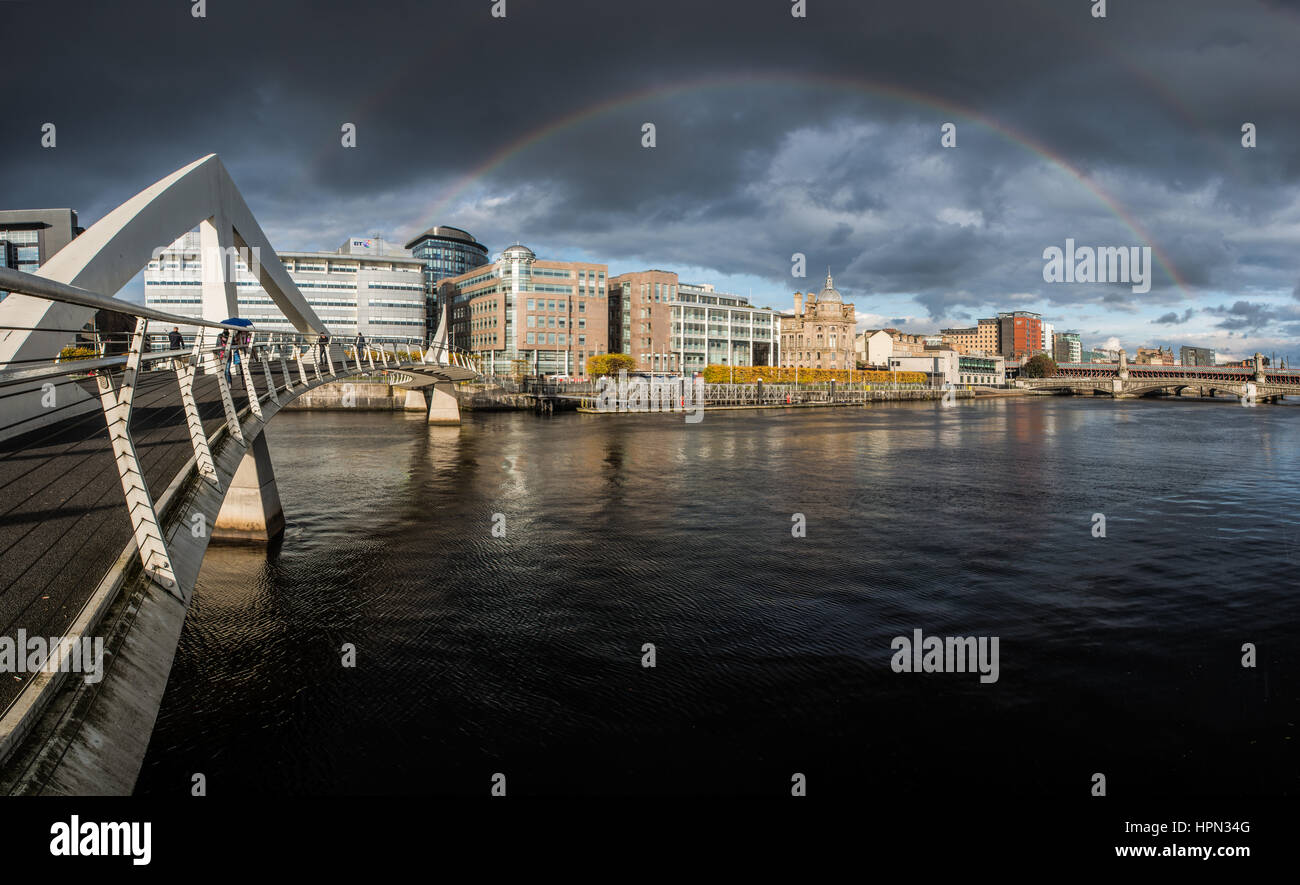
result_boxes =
[1019,352,1299,402]
[0,155,479,794]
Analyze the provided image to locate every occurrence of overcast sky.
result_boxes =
[4,0,1300,360]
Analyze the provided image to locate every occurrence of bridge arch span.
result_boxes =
[0,156,480,795]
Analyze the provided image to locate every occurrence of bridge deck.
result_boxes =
[0,349,364,715]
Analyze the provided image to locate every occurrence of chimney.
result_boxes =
[794,292,803,315]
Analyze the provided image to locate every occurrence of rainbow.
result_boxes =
[413,71,1192,293]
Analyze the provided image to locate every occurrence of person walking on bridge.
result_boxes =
[354,331,367,365]
[217,329,231,384]
[168,326,184,371]
[317,332,330,367]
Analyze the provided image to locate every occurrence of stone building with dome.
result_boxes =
[778,270,856,371]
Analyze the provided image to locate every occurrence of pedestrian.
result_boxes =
[231,329,245,385]
[167,326,184,370]
[354,331,366,364]
[217,329,232,384]
[317,332,329,366]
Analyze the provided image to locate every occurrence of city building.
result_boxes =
[1053,330,1082,364]
[144,231,427,339]
[778,271,855,371]
[1041,321,1055,358]
[997,311,1043,360]
[940,326,979,354]
[857,329,893,366]
[608,269,679,366]
[1083,347,1120,363]
[887,350,958,386]
[669,282,776,373]
[1180,345,1217,367]
[957,353,1006,385]
[437,243,608,376]
[857,328,929,366]
[975,317,1000,356]
[1135,345,1174,365]
[0,208,84,299]
[404,226,490,337]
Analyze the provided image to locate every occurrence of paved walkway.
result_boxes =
[0,350,326,713]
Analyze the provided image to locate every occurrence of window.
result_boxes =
[548,333,556,344]
[527,299,534,310]
[527,332,535,344]
[527,316,535,327]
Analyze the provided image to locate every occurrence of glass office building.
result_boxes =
[404,226,490,337]
[0,209,83,300]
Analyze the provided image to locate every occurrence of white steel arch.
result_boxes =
[0,154,330,439]
[0,153,327,366]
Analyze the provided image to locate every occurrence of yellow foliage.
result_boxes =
[57,345,97,361]
[701,365,926,384]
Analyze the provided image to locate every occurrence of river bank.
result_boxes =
[282,379,1028,413]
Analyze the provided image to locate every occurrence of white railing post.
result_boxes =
[209,333,245,445]
[294,342,309,386]
[260,342,280,406]
[177,328,220,489]
[97,317,180,597]
[240,340,264,419]
[276,334,293,393]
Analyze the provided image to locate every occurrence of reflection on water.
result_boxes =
[137,398,1300,796]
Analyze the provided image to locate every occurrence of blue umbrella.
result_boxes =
[218,318,255,369]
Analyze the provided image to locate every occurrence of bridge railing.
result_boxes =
[0,265,443,722]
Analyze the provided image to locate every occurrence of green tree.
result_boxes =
[1022,353,1058,378]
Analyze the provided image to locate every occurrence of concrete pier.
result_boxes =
[212,431,285,542]
[403,388,428,412]
[427,381,461,425]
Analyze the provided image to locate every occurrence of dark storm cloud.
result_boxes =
[3,0,1300,355]
[1203,300,1300,331]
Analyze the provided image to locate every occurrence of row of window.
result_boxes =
[526,298,589,312]
[524,333,585,345]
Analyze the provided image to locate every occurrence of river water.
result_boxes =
[136,397,1300,796]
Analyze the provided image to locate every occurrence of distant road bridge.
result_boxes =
[0,155,479,795]
[1019,352,1299,402]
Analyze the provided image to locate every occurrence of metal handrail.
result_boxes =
[0,266,275,333]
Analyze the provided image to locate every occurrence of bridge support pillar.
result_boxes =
[213,431,285,542]
[402,388,427,411]
[427,381,461,425]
